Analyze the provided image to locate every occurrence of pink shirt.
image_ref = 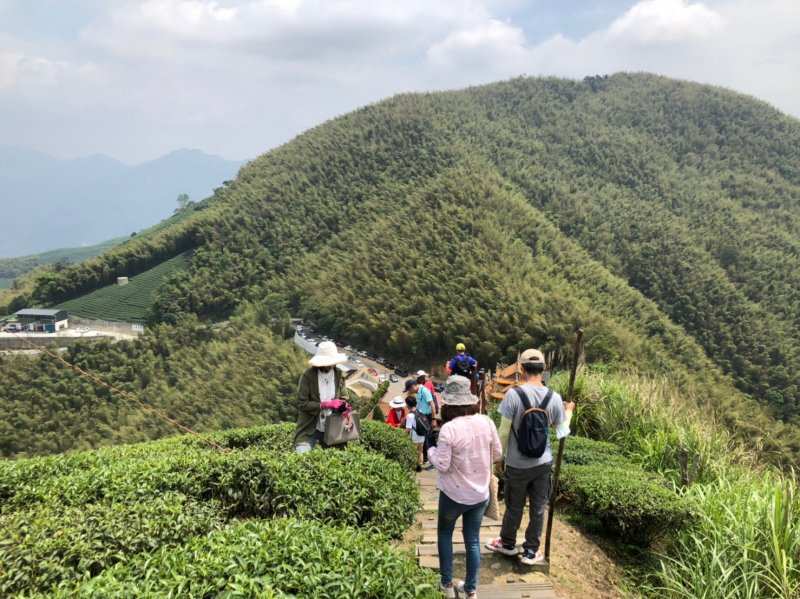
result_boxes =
[427,414,502,505]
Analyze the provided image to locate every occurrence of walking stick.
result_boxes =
[543,328,584,563]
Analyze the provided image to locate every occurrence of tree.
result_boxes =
[176,193,191,212]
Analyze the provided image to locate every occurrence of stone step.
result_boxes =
[419,515,502,529]
[469,582,556,599]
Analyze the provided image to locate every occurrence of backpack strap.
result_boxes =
[513,386,531,411]
[540,388,554,411]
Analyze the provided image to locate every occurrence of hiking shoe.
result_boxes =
[440,582,455,599]
[519,548,546,565]
[454,583,477,599]
[485,537,518,556]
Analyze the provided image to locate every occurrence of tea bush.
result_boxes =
[559,463,693,546]
[2,443,417,538]
[183,420,417,471]
[0,493,224,596]
[57,518,440,598]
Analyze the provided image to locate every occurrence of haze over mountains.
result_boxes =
[0,147,243,257]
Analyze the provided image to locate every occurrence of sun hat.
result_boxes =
[309,341,347,367]
[441,375,479,406]
[519,348,545,366]
[455,342,466,352]
[404,379,417,392]
[389,396,406,409]
[416,370,427,378]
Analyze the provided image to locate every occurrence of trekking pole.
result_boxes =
[543,328,584,564]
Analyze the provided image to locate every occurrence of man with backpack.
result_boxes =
[447,343,478,379]
[485,348,574,565]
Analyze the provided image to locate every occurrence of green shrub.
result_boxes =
[58,518,440,598]
[183,420,417,471]
[359,420,417,471]
[559,463,693,546]
[0,493,224,596]
[3,444,417,538]
[561,435,632,467]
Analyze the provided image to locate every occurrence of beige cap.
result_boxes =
[520,348,545,366]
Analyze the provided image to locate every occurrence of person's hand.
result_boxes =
[320,399,346,412]
[564,401,576,412]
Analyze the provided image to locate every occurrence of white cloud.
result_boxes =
[427,19,527,69]
[607,0,723,44]
[1,0,799,162]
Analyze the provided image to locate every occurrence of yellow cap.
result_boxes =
[456,342,466,352]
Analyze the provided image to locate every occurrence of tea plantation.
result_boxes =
[0,413,695,598]
[0,421,441,598]
[56,252,190,322]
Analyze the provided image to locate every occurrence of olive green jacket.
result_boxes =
[293,366,346,446]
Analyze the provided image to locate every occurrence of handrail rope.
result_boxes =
[14,334,229,453]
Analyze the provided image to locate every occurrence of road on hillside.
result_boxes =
[292,332,406,411]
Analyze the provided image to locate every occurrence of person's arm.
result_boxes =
[498,417,512,458]
[427,427,452,471]
[490,419,503,463]
[297,371,320,413]
[553,396,574,440]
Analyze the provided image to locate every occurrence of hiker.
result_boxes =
[404,396,426,471]
[293,341,349,453]
[407,378,434,462]
[386,395,406,428]
[417,369,440,420]
[428,375,502,599]
[485,349,574,565]
[447,343,478,379]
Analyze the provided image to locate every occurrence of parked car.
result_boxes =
[389,374,399,383]
[394,368,409,377]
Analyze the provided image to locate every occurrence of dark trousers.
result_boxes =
[500,463,552,552]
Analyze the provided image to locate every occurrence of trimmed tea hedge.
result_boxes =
[3,446,416,537]
[183,420,418,471]
[0,493,224,596]
[558,436,693,545]
[56,518,440,598]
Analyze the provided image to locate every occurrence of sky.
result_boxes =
[1,0,798,163]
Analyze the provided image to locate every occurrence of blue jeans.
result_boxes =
[438,491,488,593]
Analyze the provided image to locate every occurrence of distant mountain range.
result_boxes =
[0,147,243,257]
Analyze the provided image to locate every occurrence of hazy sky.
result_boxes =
[1,0,798,163]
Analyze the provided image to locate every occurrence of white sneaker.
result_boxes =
[454,581,477,599]
[519,548,546,565]
[440,582,455,599]
[485,537,518,556]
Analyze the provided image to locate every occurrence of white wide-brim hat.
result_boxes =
[442,375,479,406]
[389,396,406,409]
[416,370,428,378]
[309,341,347,367]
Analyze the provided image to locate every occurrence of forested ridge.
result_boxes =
[3,73,800,461]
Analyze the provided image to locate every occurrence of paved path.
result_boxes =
[414,470,557,599]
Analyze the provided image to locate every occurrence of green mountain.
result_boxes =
[4,73,800,461]
[0,237,126,283]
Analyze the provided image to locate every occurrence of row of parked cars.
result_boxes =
[295,323,409,380]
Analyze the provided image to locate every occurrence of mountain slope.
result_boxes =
[0,147,242,256]
[7,73,800,461]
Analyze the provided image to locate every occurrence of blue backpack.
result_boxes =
[511,387,553,458]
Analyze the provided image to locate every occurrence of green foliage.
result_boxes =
[650,470,800,599]
[0,433,420,595]
[0,237,125,280]
[0,313,305,458]
[57,518,440,598]
[360,420,418,471]
[358,380,390,419]
[186,420,418,472]
[0,493,224,596]
[559,462,693,546]
[56,252,191,322]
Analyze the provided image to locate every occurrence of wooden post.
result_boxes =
[543,328,584,563]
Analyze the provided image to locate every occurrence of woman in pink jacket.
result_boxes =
[427,375,502,599]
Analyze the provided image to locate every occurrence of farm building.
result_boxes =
[13,309,69,332]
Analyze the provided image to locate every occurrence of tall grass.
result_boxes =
[550,369,800,598]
